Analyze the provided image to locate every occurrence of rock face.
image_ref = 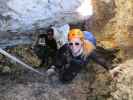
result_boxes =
[0,0,93,32]
[0,0,93,48]
[85,0,133,59]
[111,60,133,100]
[0,0,133,55]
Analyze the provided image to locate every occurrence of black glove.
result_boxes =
[54,44,72,69]
[59,58,85,83]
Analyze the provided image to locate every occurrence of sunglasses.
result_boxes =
[69,42,81,46]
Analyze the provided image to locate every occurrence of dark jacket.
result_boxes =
[33,34,57,66]
[55,44,113,83]
[39,34,57,51]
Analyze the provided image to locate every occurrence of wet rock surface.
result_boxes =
[0,0,92,32]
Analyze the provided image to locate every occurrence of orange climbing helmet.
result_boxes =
[68,29,84,40]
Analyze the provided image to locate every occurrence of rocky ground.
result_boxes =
[111,60,133,100]
[0,65,114,100]
[0,45,132,100]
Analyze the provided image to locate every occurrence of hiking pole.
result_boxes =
[0,48,45,76]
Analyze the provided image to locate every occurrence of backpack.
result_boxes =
[84,31,96,46]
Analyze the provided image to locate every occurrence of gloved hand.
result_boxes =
[46,65,56,76]
[55,46,72,68]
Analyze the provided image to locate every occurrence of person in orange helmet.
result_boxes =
[47,28,114,83]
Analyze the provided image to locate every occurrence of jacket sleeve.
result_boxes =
[54,44,70,69]
[58,57,85,83]
[89,50,113,70]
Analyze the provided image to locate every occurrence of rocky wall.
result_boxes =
[85,0,133,59]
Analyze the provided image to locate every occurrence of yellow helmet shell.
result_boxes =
[68,29,84,40]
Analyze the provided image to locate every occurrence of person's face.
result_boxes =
[69,38,83,56]
[47,32,53,40]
